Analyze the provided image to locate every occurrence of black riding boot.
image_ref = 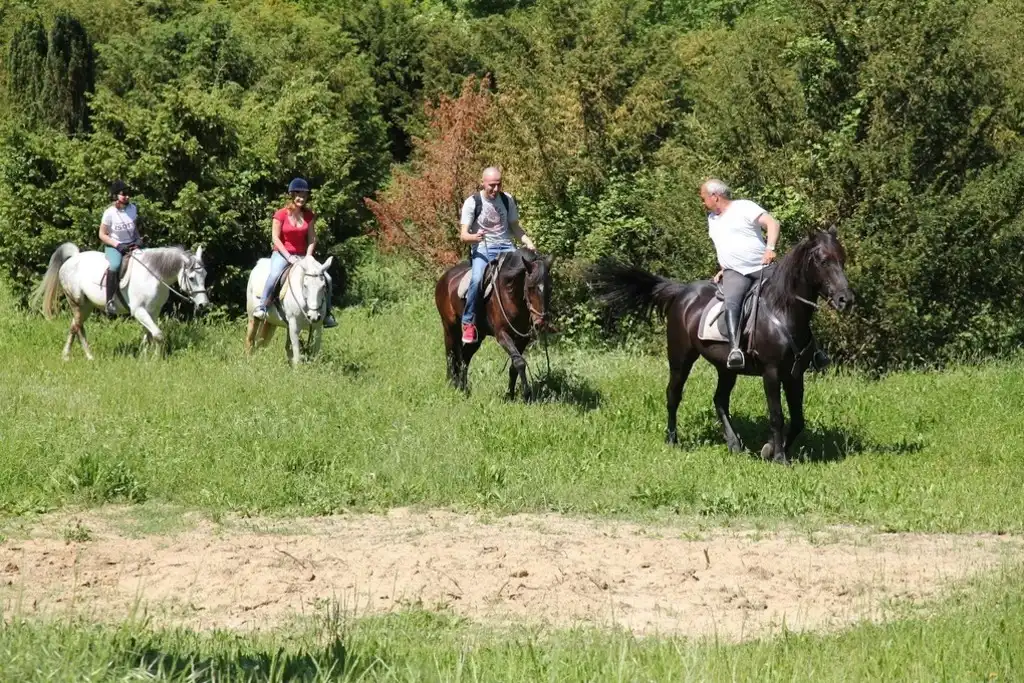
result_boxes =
[104,270,120,317]
[725,306,745,369]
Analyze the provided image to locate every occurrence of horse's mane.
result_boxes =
[762,233,825,317]
[140,246,188,278]
[501,248,548,284]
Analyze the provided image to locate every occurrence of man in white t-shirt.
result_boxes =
[458,166,536,344]
[700,179,779,369]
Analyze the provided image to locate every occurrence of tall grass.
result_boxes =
[1,271,1023,532]
[1,570,1021,681]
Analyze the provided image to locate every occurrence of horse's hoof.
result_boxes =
[760,443,774,460]
[665,431,678,446]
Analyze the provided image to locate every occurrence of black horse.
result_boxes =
[435,248,553,400]
[588,227,854,464]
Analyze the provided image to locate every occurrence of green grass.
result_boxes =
[1,569,1021,681]
[2,278,1024,532]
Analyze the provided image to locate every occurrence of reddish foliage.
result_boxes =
[365,76,494,267]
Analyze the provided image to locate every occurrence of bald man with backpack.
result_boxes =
[458,167,536,344]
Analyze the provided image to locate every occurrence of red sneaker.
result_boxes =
[461,323,477,344]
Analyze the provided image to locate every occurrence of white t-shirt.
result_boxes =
[707,199,769,275]
[101,204,140,245]
[460,192,519,247]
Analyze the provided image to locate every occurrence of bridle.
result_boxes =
[129,250,207,304]
[286,262,328,324]
[490,253,548,338]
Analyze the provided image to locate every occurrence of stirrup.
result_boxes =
[726,348,745,369]
[811,348,830,371]
[252,304,267,319]
[105,300,118,316]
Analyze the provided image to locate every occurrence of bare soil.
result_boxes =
[1,508,1020,639]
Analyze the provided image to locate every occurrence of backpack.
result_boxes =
[466,191,512,234]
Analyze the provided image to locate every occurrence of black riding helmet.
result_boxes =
[109,179,132,200]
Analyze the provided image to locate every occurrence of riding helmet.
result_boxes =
[109,179,131,199]
[287,177,310,193]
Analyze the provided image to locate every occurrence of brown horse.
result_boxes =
[588,228,854,464]
[435,248,553,400]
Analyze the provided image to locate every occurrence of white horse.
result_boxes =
[33,243,209,360]
[245,255,333,366]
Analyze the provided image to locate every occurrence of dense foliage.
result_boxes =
[1,0,1022,369]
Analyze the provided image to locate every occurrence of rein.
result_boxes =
[129,251,204,304]
[490,253,544,339]
[487,252,553,385]
[794,294,819,309]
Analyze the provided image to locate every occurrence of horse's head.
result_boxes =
[805,226,854,312]
[296,255,333,323]
[181,245,210,311]
[520,250,554,330]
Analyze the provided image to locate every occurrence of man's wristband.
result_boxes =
[766,244,776,251]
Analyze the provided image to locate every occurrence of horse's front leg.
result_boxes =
[782,374,806,460]
[310,325,323,358]
[132,306,165,357]
[497,332,530,402]
[761,367,788,464]
[287,319,303,367]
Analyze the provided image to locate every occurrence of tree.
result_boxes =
[42,13,96,134]
[365,75,494,266]
[5,15,48,124]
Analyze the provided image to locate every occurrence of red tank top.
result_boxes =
[274,208,314,255]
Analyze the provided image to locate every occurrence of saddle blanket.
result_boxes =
[698,300,729,342]
[456,265,495,300]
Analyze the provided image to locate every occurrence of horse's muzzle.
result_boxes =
[831,290,854,312]
[193,295,210,311]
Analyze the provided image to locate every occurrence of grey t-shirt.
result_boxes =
[460,192,519,247]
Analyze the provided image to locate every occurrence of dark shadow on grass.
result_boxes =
[123,637,380,681]
[110,320,210,358]
[307,347,368,378]
[674,414,924,463]
[528,367,603,412]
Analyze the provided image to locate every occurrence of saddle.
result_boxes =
[456,258,500,301]
[697,276,768,343]
[101,252,135,288]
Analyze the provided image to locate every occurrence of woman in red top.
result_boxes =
[252,177,336,327]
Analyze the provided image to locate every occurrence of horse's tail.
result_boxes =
[586,259,689,321]
[31,242,79,319]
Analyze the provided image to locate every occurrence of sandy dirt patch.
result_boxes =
[1,508,1020,639]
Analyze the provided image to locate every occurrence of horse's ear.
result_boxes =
[194,245,204,261]
[544,254,554,269]
[321,255,334,271]
[827,224,838,236]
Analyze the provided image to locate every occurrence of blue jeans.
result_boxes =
[259,252,291,305]
[462,242,515,325]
